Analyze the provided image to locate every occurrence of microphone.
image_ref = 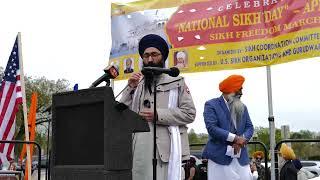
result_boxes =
[104,64,119,79]
[89,65,119,88]
[142,67,180,77]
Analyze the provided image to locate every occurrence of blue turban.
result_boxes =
[292,159,302,170]
[138,34,169,61]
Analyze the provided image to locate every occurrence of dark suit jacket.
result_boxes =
[280,160,298,180]
[124,68,133,73]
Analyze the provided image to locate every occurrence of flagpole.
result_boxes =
[18,32,32,180]
[266,66,276,180]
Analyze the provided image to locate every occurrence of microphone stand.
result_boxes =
[89,74,111,88]
[143,68,176,180]
[152,72,158,180]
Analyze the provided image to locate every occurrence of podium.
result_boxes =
[51,87,149,180]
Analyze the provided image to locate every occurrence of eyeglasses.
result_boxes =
[142,52,161,59]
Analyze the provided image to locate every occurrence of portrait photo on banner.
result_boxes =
[173,50,188,69]
[123,57,134,74]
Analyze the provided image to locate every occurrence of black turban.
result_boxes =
[138,34,169,61]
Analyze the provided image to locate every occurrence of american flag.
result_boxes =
[0,37,22,165]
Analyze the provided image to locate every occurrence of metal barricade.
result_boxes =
[189,141,269,179]
[248,141,269,180]
[0,170,22,180]
[0,140,41,180]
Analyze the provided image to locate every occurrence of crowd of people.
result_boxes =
[181,147,317,180]
[249,145,317,180]
[279,143,316,180]
[183,157,208,180]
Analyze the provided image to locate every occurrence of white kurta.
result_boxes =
[132,123,169,180]
[208,159,253,180]
[131,86,182,180]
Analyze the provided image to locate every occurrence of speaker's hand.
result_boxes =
[128,72,142,88]
[139,110,155,122]
[234,135,247,147]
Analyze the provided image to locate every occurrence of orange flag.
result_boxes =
[19,92,37,180]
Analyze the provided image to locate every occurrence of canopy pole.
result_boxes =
[266,66,276,180]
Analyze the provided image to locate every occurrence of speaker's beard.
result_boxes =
[227,93,245,124]
[143,61,163,94]
[144,75,153,94]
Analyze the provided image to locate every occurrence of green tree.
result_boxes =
[254,127,282,149]
[188,129,208,151]
[0,67,71,158]
[248,127,282,158]
[188,129,199,145]
[291,130,316,160]
[186,126,320,160]
[188,129,209,145]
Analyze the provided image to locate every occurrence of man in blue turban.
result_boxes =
[120,34,196,180]
[138,34,169,68]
